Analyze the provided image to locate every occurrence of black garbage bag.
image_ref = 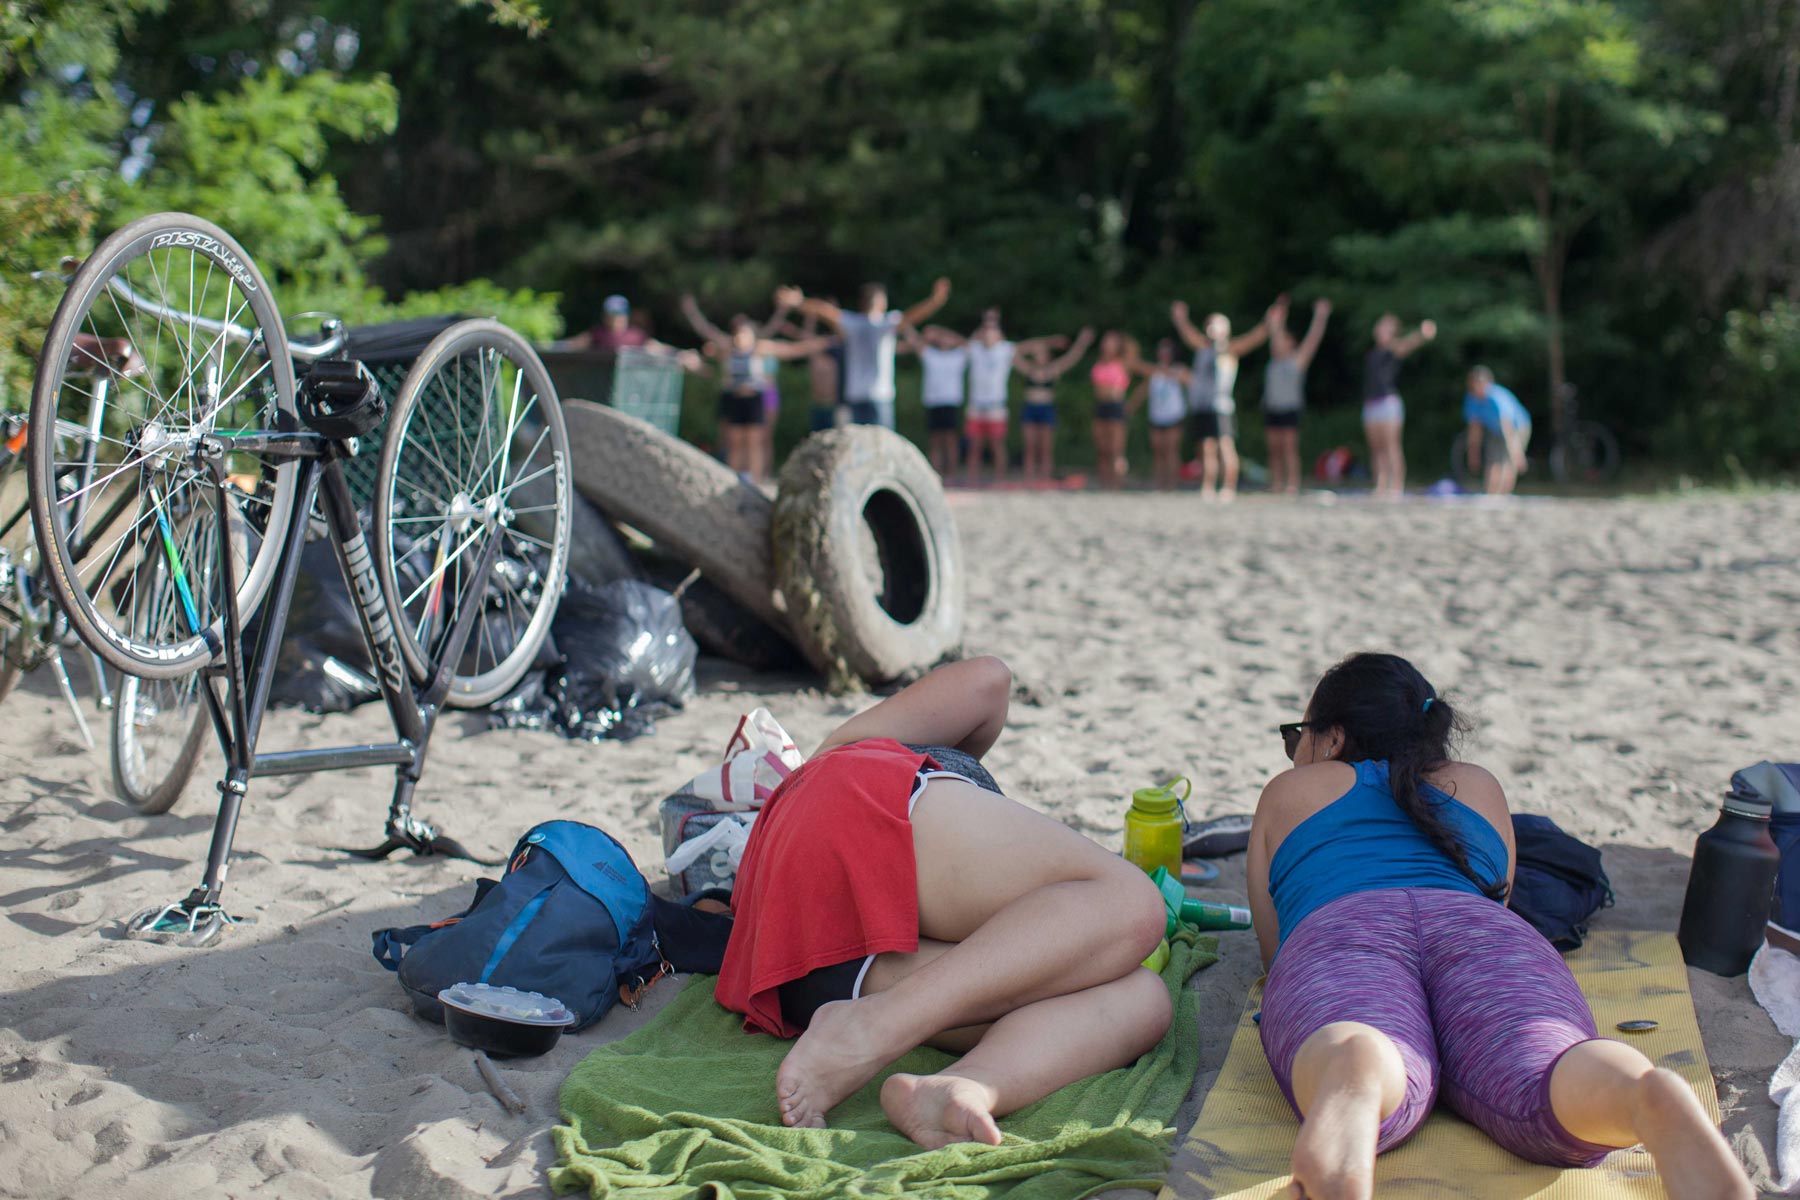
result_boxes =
[244,536,382,713]
[489,580,696,742]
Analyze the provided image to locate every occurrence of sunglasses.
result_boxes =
[1279,721,1324,761]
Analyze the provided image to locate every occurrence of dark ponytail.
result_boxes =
[1306,652,1506,901]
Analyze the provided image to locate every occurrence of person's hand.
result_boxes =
[1078,325,1095,341]
[774,285,804,309]
[1314,297,1332,316]
[1171,300,1189,322]
[677,349,703,372]
[931,276,952,302]
[1420,319,1438,340]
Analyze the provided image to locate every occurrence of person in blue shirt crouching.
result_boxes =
[1463,366,1532,496]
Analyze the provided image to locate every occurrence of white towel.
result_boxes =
[1750,940,1800,1192]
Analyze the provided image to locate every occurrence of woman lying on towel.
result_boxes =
[1250,652,1752,1200]
[714,656,1171,1148]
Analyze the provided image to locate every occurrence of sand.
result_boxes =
[1,487,1795,1198]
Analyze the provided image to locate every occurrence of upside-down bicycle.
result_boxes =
[29,212,573,942]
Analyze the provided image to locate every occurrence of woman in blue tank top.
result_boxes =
[1248,652,1750,1200]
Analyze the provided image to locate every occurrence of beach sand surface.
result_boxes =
[1,489,1794,1198]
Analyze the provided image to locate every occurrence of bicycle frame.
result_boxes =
[145,423,500,937]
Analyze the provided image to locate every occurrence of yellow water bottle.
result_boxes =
[1124,778,1189,878]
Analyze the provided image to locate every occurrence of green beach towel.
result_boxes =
[551,931,1218,1200]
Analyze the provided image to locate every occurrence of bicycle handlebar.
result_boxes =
[100,274,346,363]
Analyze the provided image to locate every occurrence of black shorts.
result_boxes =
[925,405,960,432]
[810,405,839,432]
[1094,401,1126,423]
[847,399,882,425]
[722,390,765,427]
[1480,430,1515,469]
[1264,409,1300,430]
[1191,409,1235,441]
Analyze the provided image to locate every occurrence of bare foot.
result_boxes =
[774,998,907,1129]
[1631,1070,1754,1200]
[1286,1080,1382,1200]
[881,1072,1004,1149]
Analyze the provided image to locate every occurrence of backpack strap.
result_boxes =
[369,877,500,971]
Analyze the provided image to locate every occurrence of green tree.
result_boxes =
[1306,0,1722,430]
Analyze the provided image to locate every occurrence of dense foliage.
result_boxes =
[4,0,1797,473]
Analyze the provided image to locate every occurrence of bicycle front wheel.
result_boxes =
[373,320,570,708]
[28,212,299,679]
[112,553,212,814]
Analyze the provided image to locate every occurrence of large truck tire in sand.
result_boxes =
[773,427,963,689]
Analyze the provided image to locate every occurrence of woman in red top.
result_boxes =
[715,656,1169,1149]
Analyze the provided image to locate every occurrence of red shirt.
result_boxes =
[714,739,932,1036]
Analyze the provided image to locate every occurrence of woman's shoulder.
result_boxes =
[1427,761,1508,816]
[1259,761,1358,813]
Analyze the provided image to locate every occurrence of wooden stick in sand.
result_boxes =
[473,1051,526,1114]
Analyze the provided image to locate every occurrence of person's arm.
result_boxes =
[679,294,731,348]
[777,286,845,332]
[815,655,1011,759]
[900,276,952,329]
[1013,333,1066,357]
[895,326,925,356]
[1227,296,1287,358]
[924,324,967,348]
[1042,326,1096,377]
[1170,301,1206,351]
[756,335,836,361]
[1466,416,1484,472]
[1392,319,1438,359]
[758,295,797,338]
[1126,378,1147,415]
[1246,780,1283,972]
[1295,298,1331,369]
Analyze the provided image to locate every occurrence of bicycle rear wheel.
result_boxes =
[28,212,299,679]
[373,319,570,708]
[112,550,212,814]
[1549,421,1621,485]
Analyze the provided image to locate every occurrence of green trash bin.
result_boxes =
[539,348,684,437]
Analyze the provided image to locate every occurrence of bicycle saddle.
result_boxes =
[299,359,385,439]
[67,334,145,379]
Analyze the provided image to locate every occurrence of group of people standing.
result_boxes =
[677,279,1457,497]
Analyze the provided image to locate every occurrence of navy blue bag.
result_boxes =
[1509,814,1614,952]
[371,820,662,1030]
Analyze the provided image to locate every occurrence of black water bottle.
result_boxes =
[1678,785,1781,976]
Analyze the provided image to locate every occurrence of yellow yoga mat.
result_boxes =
[1162,931,1721,1200]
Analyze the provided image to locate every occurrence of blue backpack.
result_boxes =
[1509,814,1614,951]
[371,821,663,1030]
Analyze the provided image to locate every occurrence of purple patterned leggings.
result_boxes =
[1259,888,1617,1168]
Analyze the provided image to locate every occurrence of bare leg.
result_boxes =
[1285,1022,1408,1200]
[774,781,1166,1128]
[1200,438,1220,498]
[1390,422,1406,497]
[1219,435,1239,499]
[1363,421,1385,496]
[880,967,1172,1149]
[1548,1042,1753,1200]
[749,423,768,482]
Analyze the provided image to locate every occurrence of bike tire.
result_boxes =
[109,540,215,813]
[1550,421,1621,485]
[1448,430,1476,488]
[27,212,299,679]
[373,319,571,708]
